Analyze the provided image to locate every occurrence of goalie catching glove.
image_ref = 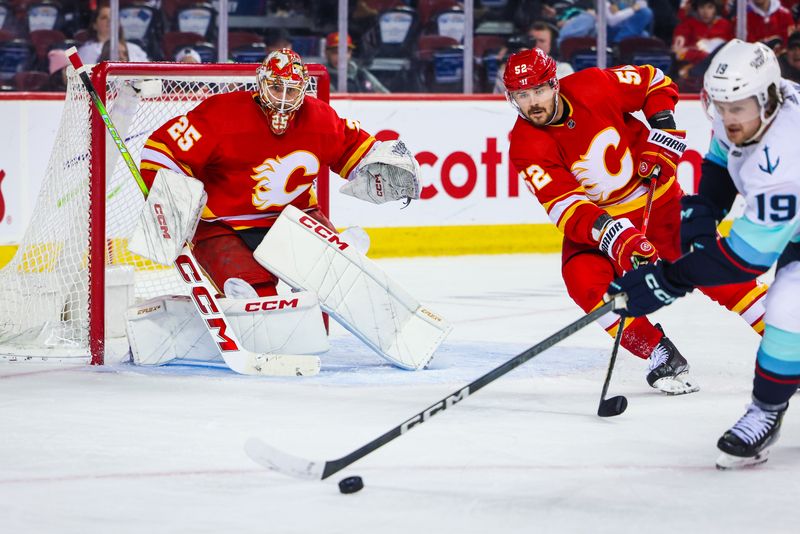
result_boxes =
[340,140,421,204]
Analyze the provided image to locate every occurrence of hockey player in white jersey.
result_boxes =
[606,39,800,469]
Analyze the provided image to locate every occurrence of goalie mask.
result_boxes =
[256,49,310,135]
[503,48,560,126]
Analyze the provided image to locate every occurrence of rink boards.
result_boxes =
[0,94,712,264]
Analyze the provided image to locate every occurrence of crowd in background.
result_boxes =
[0,0,799,92]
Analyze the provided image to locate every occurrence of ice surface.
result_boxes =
[1,254,798,534]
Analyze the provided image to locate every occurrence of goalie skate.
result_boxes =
[647,325,699,395]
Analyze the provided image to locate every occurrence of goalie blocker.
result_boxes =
[254,205,451,370]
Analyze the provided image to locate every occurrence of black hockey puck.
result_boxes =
[338,476,364,494]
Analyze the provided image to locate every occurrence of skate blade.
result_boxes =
[716,449,770,470]
[652,373,700,395]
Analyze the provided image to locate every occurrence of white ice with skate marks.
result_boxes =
[1,255,799,534]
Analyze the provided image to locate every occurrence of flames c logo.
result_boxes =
[0,169,5,222]
[251,151,320,211]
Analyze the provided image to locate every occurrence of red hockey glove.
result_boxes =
[596,216,658,272]
[638,129,687,182]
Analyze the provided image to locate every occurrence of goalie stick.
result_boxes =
[596,168,660,417]
[65,49,320,377]
[245,298,623,480]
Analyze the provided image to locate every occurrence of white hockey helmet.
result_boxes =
[702,39,782,141]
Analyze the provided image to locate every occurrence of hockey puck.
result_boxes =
[338,476,364,494]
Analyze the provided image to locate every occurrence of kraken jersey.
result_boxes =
[705,79,800,270]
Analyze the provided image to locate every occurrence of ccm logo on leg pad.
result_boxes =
[299,215,349,251]
[153,203,171,239]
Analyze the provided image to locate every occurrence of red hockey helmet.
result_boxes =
[503,48,557,92]
[503,48,561,124]
[256,49,310,134]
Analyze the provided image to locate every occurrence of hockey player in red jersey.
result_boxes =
[505,48,768,394]
[139,49,418,299]
[127,49,447,373]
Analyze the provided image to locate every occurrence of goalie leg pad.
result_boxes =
[220,292,329,356]
[127,296,217,366]
[127,292,329,366]
[127,168,207,265]
[253,205,452,370]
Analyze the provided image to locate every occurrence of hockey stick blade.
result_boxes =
[245,438,325,479]
[250,353,321,377]
[246,301,617,480]
[596,294,628,418]
[597,395,628,417]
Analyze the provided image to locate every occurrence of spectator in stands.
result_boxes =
[513,0,561,31]
[557,0,654,45]
[175,47,201,63]
[672,0,733,89]
[77,3,149,64]
[528,21,575,78]
[779,30,800,81]
[556,5,598,47]
[46,48,69,91]
[324,32,388,93]
[739,0,796,50]
[264,28,293,54]
[649,0,681,45]
[606,0,655,42]
[98,39,129,62]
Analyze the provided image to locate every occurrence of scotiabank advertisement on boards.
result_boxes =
[0,96,711,246]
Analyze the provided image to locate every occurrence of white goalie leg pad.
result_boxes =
[127,296,216,366]
[253,205,452,370]
[127,168,207,266]
[126,292,329,366]
[220,292,329,356]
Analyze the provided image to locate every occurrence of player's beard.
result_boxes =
[526,102,554,126]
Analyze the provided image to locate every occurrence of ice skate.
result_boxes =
[646,325,699,395]
[716,400,786,470]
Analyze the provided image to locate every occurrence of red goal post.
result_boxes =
[0,61,330,366]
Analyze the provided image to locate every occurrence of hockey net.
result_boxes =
[0,62,330,364]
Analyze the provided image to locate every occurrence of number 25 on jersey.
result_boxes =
[168,116,202,151]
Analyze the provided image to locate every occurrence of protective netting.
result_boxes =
[0,64,324,361]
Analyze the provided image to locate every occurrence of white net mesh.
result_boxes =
[0,63,325,362]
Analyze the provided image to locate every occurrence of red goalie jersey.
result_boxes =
[509,65,680,246]
[140,91,376,229]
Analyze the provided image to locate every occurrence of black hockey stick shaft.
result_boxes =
[597,317,627,416]
[318,300,616,479]
[596,167,659,417]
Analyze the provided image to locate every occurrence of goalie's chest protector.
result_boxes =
[518,70,652,203]
[190,94,354,227]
